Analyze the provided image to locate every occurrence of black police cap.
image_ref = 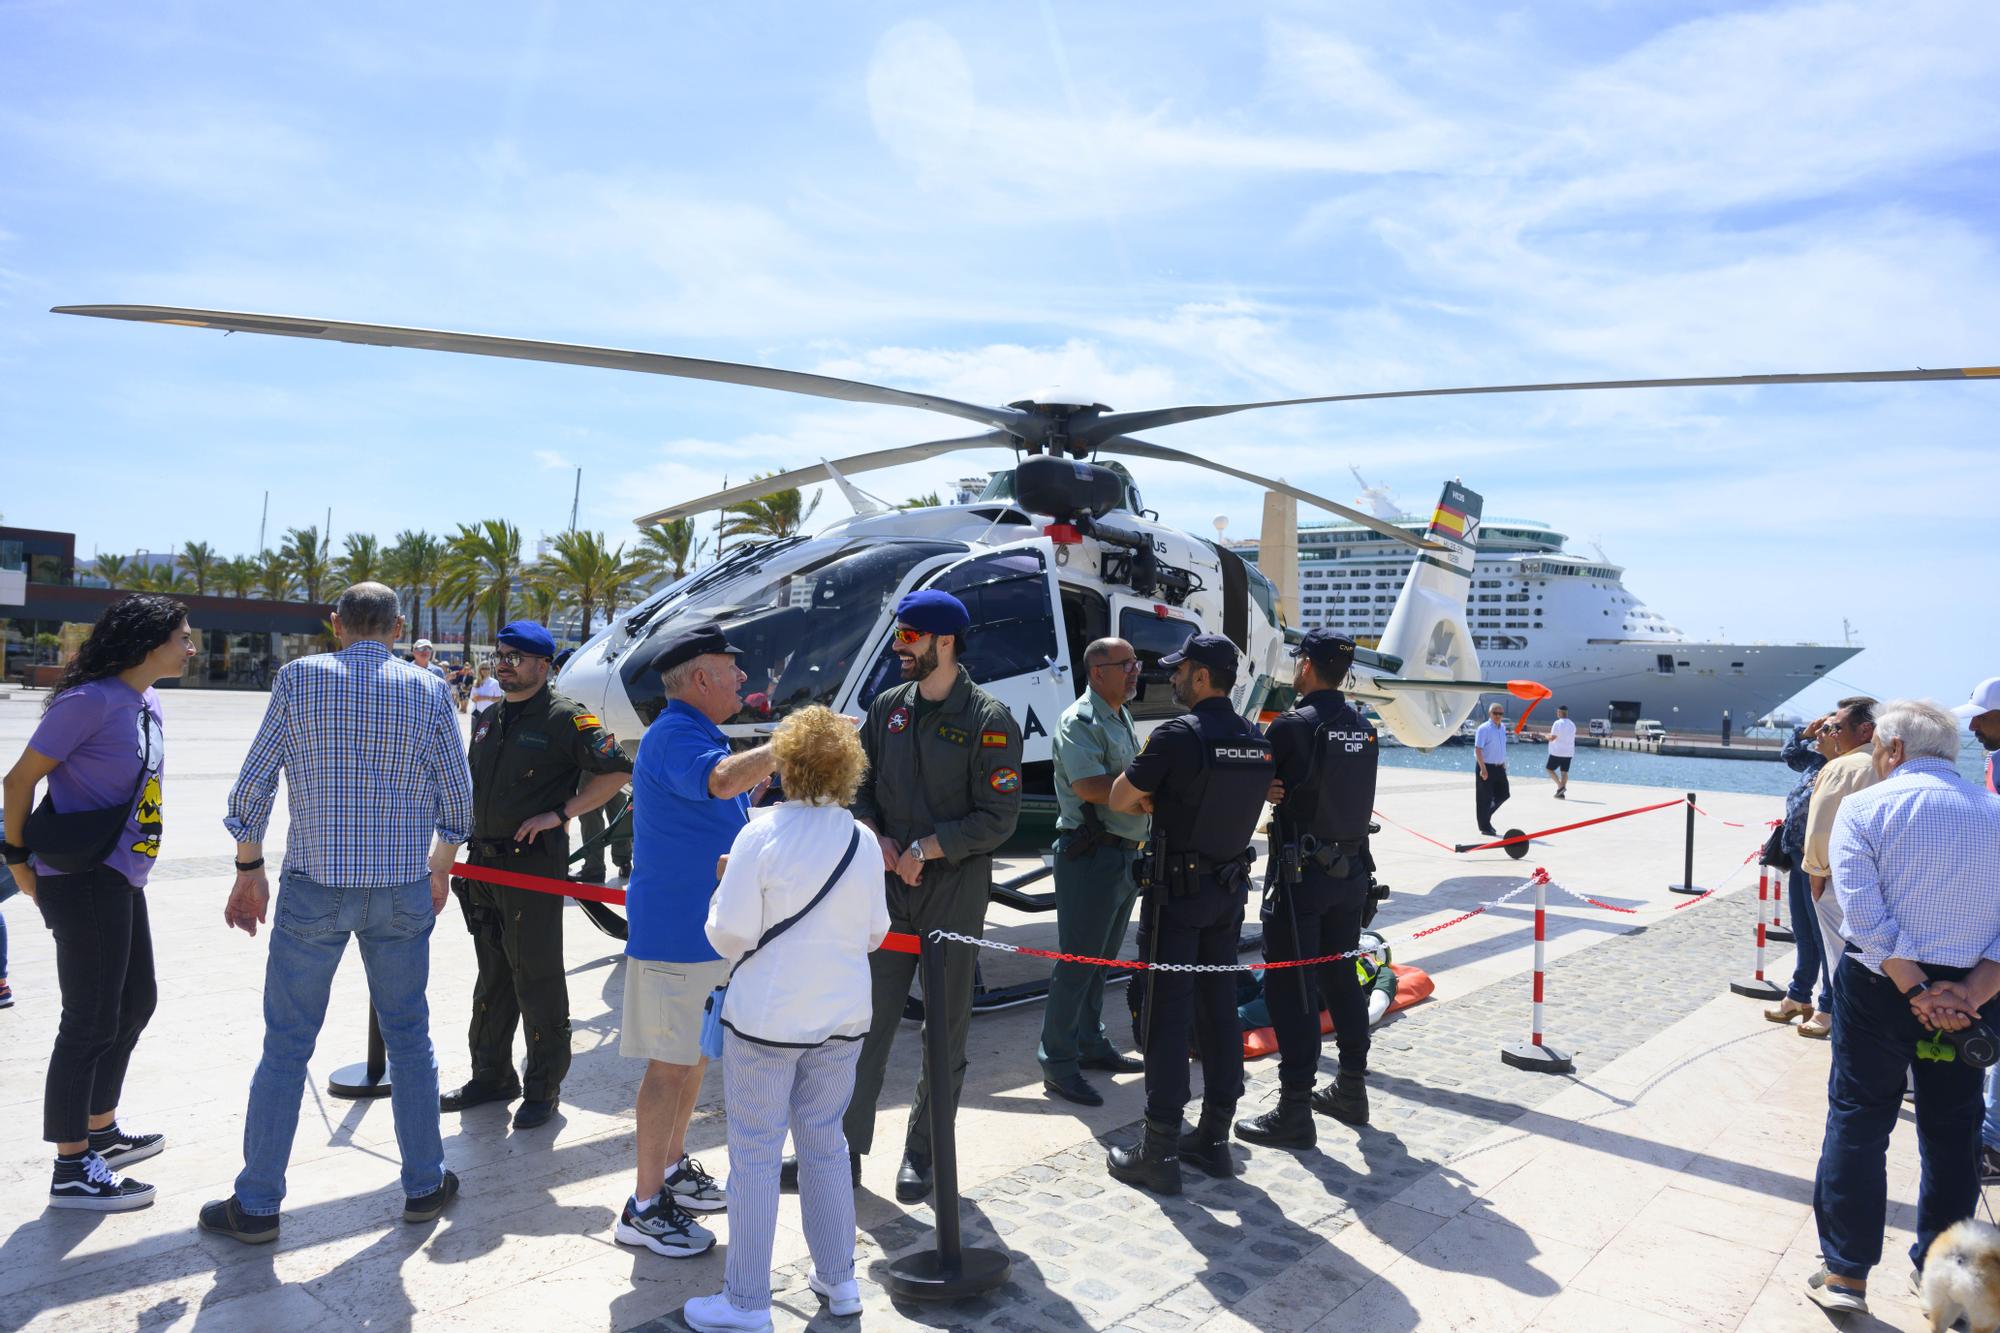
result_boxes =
[1159,633,1238,674]
[651,621,743,676]
[1292,628,1357,673]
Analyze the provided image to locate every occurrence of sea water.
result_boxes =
[1381,734,1992,799]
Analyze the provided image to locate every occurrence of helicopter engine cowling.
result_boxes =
[1368,481,1486,747]
[1012,454,1125,521]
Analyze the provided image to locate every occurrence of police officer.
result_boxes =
[1107,634,1276,1194]
[1236,629,1380,1149]
[838,589,1022,1202]
[445,621,634,1130]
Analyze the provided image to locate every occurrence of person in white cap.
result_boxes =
[1953,677,2000,1183]
[410,639,447,684]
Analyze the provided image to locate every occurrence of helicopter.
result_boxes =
[53,308,1997,896]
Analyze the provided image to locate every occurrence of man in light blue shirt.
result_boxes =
[1806,700,2000,1315]
[1472,703,1510,836]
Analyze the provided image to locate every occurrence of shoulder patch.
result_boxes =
[936,723,969,745]
[980,730,1009,748]
[887,705,912,734]
[472,715,493,746]
[988,766,1021,793]
[591,731,621,759]
[573,713,602,731]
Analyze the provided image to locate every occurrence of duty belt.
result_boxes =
[469,836,536,858]
[1299,836,1366,875]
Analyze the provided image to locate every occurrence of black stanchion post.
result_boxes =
[328,1006,392,1100]
[1667,792,1704,895]
[887,933,1012,1301]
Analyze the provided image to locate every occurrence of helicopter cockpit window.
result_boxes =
[1118,609,1199,720]
[857,548,1060,708]
[622,537,965,726]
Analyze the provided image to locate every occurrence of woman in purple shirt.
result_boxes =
[2,594,195,1212]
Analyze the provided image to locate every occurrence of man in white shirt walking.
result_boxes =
[1543,705,1577,799]
[1473,703,1510,836]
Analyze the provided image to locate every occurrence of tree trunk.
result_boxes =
[580,599,595,639]
[463,600,476,659]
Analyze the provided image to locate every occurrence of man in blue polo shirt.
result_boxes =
[614,622,777,1261]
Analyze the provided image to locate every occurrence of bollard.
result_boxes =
[1729,867,1785,1000]
[328,1006,392,1099]
[1667,792,1705,894]
[887,932,1012,1301]
[1500,873,1574,1073]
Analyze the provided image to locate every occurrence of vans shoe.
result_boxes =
[50,1152,154,1212]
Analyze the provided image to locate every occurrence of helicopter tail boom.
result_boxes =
[1364,481,1487,747]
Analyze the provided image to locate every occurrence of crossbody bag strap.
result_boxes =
[730,824,862,978]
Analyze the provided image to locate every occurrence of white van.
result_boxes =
[1635,718,1667,741]
[1587,718,1612,738]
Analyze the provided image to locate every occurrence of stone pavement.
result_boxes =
[0,689,1967,1330]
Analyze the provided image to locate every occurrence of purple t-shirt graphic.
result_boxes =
[26,679,165,887]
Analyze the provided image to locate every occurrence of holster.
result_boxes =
[1301,835,1365,880]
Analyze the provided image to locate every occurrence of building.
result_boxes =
[1,525,334,689]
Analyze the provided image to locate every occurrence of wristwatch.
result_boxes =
[2,840,29,866]
[1902,979,1934,1000]
[909,841,926,863]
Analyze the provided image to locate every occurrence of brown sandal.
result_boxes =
[1764,997,1812,1024]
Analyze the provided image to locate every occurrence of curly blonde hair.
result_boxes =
[771,705,868,806]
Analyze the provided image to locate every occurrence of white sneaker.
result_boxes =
[1804,1268,1868,1314]
[681,1292,773,1332]
[809,1269,863,1316]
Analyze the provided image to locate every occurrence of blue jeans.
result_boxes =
[1783,868,1829,1009]
[235,872,445,1215]
[1813,956,1986,1279]
[1984,1062,2000,1151]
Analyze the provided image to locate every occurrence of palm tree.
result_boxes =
[133,564,195,595]
[280,526,333,603]
[178,541,217,594]
[901,491,943,508]
[385,530,444,642]
[538,530,644,639]
[335,532,382,586]
[442,519,523,646]
[722,477,821,541]
[520,581,562,636]
[256,550,294,602]
[218,556,259,599]
[94,552,129,589]
[634,517,702,584]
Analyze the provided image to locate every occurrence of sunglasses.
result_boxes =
[891,626,930,646]
[495,652,541,667]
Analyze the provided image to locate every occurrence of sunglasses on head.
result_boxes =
[891,626,930,646]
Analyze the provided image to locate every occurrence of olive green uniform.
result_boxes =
[845,666,1022,1161]
[456,683,632,1099]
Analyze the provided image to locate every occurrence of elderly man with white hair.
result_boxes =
[1804,700,2000,1316]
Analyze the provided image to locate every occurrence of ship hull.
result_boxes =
[1468,640,1861,730]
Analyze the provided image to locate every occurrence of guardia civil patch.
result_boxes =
[979,730,1009,748]
[988,766,1020,793]
[574,713,602,731]
[887,705,911,734]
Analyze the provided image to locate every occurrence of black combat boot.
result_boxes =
[1107,1118,1183,1195]
[1312,1069,1370,1126]
[1233,1081,1317,1148]
[1178,1103,1237,1179]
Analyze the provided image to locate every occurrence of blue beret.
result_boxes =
[496,621,557,658]
[1160,633,1238,674]
[895,589,970,636]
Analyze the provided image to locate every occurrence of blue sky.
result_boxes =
[4,1,1997,712]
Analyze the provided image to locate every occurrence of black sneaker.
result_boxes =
[666,1154,726,1213]
[1982,1145,2000,1183]
[50,1151,155,1212]
[404,1169,460,1223]
[613,1192,715,1258]
[198,1195,279,1244]
[0,979,13,1008]
[89,1123,166,1168]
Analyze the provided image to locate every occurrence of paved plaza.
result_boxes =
[0,689,1958,1331]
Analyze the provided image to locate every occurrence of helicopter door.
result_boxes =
[1110,594,1200,723]
[852,540,1073,766]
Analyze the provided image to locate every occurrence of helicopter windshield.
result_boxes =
[621,536,967,725]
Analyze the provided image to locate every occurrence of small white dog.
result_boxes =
[1921,1219,2000,1333]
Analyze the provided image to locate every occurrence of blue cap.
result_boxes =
[1291,628,1356,673]
[496,621,557,659]
[895,589,970,636]
[650,620,743,676]
[1160,633,1238,674]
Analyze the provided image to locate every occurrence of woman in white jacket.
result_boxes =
[684,706,889,1333]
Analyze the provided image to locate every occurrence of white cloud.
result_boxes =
[533,448,573,470]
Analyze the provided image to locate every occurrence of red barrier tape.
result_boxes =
[1449,797,1685,853]
[1371,808,1459,852]
[451,861,922,954]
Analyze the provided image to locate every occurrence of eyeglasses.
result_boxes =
[1091,657,1141,673]
[495,652,540,667]
[891,626,930,646]
[1824,722,1844,734]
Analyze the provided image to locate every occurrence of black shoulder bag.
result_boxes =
[24,703,153,875]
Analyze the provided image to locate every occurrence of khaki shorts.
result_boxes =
[619,957,731,1065]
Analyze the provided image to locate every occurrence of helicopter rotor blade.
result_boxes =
[1094,436,1443,550]
[1076,364,2000,444]
[51,305,1031,436]
[631,431,1017,526]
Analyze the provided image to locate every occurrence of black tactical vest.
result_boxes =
[1296,699,1381,846]
[1168,705,1275,863]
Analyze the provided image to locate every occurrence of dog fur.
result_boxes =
[1922,1219,2000,1333]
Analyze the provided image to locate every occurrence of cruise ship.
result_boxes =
[1235,485,1860,732]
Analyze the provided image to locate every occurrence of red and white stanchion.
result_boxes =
[1765,861,1794,942]
[1500,869,1574,1074]
[1728,865,1785,999]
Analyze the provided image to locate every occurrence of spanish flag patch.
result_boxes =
[980,731,1009,748]
[574,714,601,731]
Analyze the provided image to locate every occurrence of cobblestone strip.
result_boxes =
[636,878,1767,1331]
